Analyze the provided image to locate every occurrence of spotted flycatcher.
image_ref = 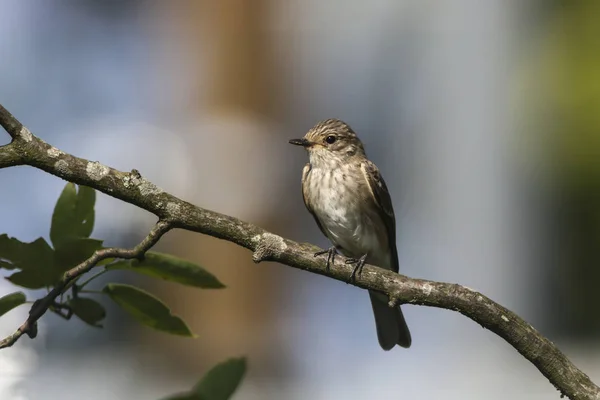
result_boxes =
[289,118,411,350]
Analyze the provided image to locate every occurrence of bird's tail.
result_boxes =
[369,291,412,350]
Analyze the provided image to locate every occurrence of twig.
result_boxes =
[0,104,598,399]
[78,268,110,289]
[0,220,172,349]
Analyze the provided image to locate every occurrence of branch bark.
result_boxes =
[0,103,598,400]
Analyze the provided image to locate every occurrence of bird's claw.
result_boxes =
[346,254,368,283]
[314,246,337,271]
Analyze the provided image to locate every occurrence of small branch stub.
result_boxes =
[252,233,287,263]
[388,293,401,308]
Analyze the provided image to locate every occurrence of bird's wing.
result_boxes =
[360,160,399,272]
[301,163,330,240]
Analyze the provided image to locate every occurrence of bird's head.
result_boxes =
[289,119,365,166]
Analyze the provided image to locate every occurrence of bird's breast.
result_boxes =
[305,165,388,262]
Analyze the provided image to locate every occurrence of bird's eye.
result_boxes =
[325,135,336,144]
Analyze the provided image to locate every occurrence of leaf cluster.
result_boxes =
[0,183,246,399]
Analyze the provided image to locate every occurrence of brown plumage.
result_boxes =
[289,119,411,350]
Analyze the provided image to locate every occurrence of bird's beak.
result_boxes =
[289,138,312,147]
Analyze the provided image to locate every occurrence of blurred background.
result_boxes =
[1,0,600,399]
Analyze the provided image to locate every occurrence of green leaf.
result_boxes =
[0,235,57,287]
[0,291,26,317]
[54,238,104,273]
[103,283,195,337]
[162,358,247,400]
[0,260,17,270]
[97,258,115,266]
[107,252,224,289]
[50,183,96,249]
[193,358,247,400]
[75,186,96,238]
[0,235,54,270]
[6,270,53,289]
[69,297,106,327]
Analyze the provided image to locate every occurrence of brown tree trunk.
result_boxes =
[137,0,286,381]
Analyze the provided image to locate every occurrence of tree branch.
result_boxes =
[0,103,598,399]
[0,142,23,169]
[0,220,172,349]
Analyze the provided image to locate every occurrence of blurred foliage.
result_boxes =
[523,1,600,184]
[0,291,26,317]
[0,183,247,399]
[520,0,600,338]
[164,358,247,400]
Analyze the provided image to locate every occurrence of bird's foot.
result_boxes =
[346,254,368,283]
[314,246,338,272]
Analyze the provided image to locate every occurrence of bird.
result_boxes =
[289,118,411,350]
